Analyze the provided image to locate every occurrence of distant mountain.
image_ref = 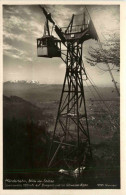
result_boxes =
[3,82,120,104]
[4,80,40,85]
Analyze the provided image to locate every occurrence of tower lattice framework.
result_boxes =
[48,41,92,171]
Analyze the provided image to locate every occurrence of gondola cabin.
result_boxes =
[37,35,61,58]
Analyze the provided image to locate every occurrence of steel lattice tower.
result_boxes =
[48,42,92,173]
[37,6,98,176]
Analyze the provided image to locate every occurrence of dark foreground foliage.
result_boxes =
[3,92,120,189]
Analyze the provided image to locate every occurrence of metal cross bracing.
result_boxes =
[48,42,92,174]
[37,5,98,177]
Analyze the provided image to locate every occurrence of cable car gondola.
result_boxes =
[37,19,61,58]
[37,35,61,58]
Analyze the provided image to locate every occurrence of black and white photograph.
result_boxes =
[2,2,121,190]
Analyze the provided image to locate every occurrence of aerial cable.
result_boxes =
[84,69,119,128]
[86,61,107,75]
[85,79,112,116]
[86,69,111,108]
[40,4,119,125]
[85,80,98,101]
[37,5,119,172]
[95,63,115,72]
[85,80,118,129]
[86,72,109,109]
[82,62,112,113]
[86,76,119,128]
[85,5,120,96]
[82,59,119,119]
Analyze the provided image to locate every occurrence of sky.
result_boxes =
[3,4,120,87]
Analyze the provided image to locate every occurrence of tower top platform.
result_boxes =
[61,12,98,42]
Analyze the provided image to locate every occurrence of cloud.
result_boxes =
[23,7,32,16]
[4,43,32,62]
[3,5,44,62]
[3,44,14,50]
[3,5,43,45]
[44,5,74,27]
[3,5,120,86]
[4,32,29,43]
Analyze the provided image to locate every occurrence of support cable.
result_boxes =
[85,80,119,130]
[85,70,119,128]
[85,5,120,96]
